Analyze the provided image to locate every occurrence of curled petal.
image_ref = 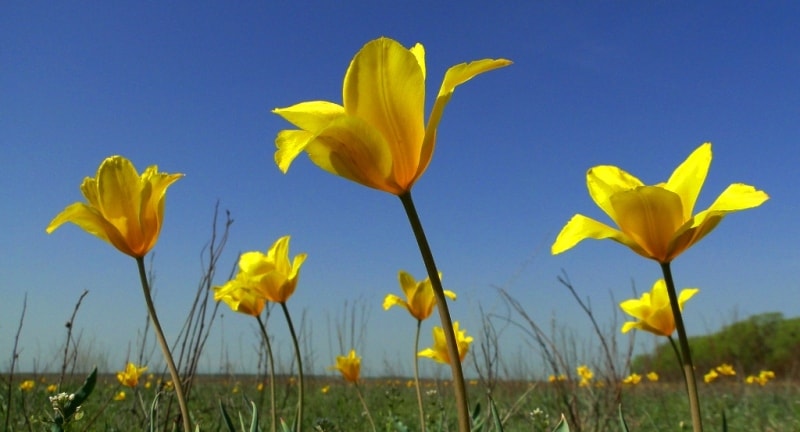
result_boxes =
[383,294,408,312]
[273,101,345,131]
[419,58,512,182]
[551,214,645,256]
[273,102,347,173]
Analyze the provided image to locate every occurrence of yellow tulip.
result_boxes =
[418,321,473,364]
[116,363,148,388]
[273,37,511,195]
[552,143,768,263]
[715,363,736,376]
[19,380,35,391]
[620,279,698,337]
[329,349,361,383]
[704,369,719,384]
[576,365,594,382]
[216,236,307,304]
[47,156,183,258]
[213,278,267,316]
[646,372,659,382]
[622,373,641,385]
[383,271,456,321]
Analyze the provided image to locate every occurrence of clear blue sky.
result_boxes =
[3,2,798,378]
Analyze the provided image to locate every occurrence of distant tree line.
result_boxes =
[631,312,800,380]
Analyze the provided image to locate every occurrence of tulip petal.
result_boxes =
[665,143,711,220]
[551,214,646,256]
[343,37,425,188]
[587,165,644,218]
[273,102,347,174]
[409,43,425,80]
[419,58,512,182]
[609,187,685,261]
[96,157,141,224]
[273,101,346,131]
[275,130,316,173]
[46,202,134,255]
[668,183,769,260]
[305,116,401,193]
[678,288,700,309]
[383,294,406,310]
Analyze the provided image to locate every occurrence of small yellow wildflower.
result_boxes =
[19,380,35,391]
[321,385,330,394]
[704,369,719,383]
[646,372,659,382]
[113,391,126,401]
[47,384,58,393]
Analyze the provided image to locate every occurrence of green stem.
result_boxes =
[256,315,277,432]
[280,302,304,432]
[399,192,470,432]
[135,257,191,432]
[354,382,377,432]
[667,336,689,391]
[661,262,703,432]
[414,319,426,432]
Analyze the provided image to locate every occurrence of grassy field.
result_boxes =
[4,371,799,431]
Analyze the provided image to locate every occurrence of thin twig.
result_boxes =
[59,290,89,388]
[4,293,27,432]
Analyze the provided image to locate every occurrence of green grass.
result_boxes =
[4,373,799,431]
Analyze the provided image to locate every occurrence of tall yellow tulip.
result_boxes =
[273,37,511,195]
[116,363,148,388]
[46,156,183,258]
[213,280,267,316]
[218,236,307,304]
[552,143,768,263]
[620,279,698,337]
[418,322,473,365]
[329,349,362,383]
[383,271,456,321]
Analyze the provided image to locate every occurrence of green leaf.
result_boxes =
[249,401,259,432]
[150,392,162,432]
[219,401,236,432]
[51,367,98,432]
[618,404,630,432]
[488,395,504,431]
[552,414,570,432]
[722,409,727,432]
[471,401,485,432]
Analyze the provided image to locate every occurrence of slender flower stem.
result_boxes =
[280,302,304,432]
[414,319,426,432]
[399,192,470,432]
[135,257,191,432]
[661,262,703,432]
[353,382,377,432]
[667,336,689,391]
[256,315,277,432]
